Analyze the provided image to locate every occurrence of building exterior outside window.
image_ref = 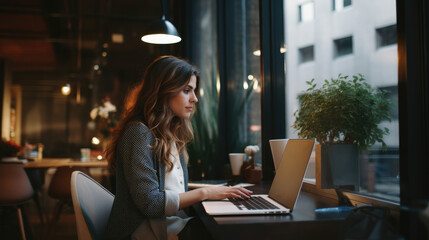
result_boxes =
[284,0,399,202]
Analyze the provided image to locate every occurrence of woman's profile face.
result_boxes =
[169,75,198,119]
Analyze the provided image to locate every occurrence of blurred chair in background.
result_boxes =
[0,163,35,240]
[24,168,45,225]
[46,166,90,238]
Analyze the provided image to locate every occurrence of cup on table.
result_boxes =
[229,153,245,176]
[80,148,91,162]
[269,139,288,171]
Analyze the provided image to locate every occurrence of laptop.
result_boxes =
[202,138,315,215]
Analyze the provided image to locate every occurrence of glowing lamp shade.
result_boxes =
[141,19,181,44]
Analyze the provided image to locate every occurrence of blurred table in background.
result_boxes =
[23,158,108,169]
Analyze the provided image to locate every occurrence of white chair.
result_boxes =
[71,171,114,240]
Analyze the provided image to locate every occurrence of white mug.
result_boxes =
[269,139,288,171]
[229,153,245,176]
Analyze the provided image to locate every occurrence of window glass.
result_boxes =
[376,24,397,48]
[334,36,353,57]
[187,0,218,180]
[299,45,315,63]
[225,0,262,164]
[299,2,314,22]
[333,0,352,11]
[284,0,399,202]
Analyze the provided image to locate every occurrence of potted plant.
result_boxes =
[90,96,118,152]
[292,74,391,190]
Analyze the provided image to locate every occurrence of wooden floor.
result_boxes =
[0,168,111,240]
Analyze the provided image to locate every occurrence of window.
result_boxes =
[299,2,314,22]
[220,0,262,165]
[376,24,397,48]
[299,45,314,63]
[333,0,352,11]
[284,0,399,202]
[188,0,264,179]
[334,36,353,57]
[187,0,219,180]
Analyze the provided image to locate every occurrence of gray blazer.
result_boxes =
[103,122,189,240]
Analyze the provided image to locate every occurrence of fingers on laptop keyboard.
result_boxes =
[228,186,252,199]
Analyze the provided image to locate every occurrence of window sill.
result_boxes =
[302,178,400,210]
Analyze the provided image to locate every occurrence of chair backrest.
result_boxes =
[71,171,114,240]
[0,164,34,205]
[50,167,90,200]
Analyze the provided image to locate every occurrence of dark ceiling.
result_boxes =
[0,0,185,100]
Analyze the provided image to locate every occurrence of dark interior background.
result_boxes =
[0,0,188,157]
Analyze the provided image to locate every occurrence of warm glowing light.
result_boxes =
[248,75,254,80]
[280,47,287,53]
[253,79,259,90]
[253,50,261,56]
[102,51,107,57]
[199,88,204,97]
[111,33,124,43]
[250,125,261,131]
[243,81,249,89]
[92,137,100,145]
[61,84,71,96]
[97,155,103,160]
[141,34,181,44]
[93,64,99,70]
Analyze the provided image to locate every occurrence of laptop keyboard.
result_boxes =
[229,196,280,210]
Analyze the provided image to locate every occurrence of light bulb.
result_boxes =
[61,84,71,96]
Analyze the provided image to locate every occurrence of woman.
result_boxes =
[103,56,252,240]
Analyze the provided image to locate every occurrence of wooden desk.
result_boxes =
[23,158,108,168]
[192,182,349,240]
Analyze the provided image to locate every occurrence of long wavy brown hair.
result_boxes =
[105,56,200,172]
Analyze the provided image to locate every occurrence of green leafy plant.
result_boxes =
[292,74,391,151]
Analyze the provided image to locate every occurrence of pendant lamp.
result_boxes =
[141,0,181,44]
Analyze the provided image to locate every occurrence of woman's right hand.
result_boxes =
[179,186,253,209]
[202,186,253,200]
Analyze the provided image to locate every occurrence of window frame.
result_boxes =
[188,0,428,238]
[259,0,428,238]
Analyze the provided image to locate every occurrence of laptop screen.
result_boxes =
[268,139,315,211]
